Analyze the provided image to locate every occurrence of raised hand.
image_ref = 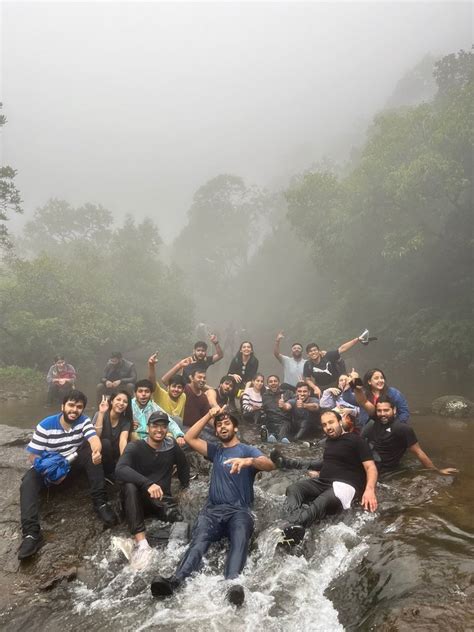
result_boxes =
[209,333,218,344]
[276,330,284,341]
[148,352,158,365]
[99,395,109,414]
[180,356,194,368]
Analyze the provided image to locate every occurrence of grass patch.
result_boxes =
[0,366,44,392]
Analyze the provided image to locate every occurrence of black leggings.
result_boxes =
[122,482,178,535]
[285,478,343,528]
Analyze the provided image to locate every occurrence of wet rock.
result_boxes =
[39,566,77,591]
[431,395,474,418]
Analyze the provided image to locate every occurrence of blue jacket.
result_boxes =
[343,387,409,425]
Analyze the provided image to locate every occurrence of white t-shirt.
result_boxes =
[280,355,306,387]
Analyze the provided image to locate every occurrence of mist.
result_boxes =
[2,2,471,240]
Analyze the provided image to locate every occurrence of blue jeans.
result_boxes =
[174,504,254,581]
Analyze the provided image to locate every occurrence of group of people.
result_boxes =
[24,330,457,607]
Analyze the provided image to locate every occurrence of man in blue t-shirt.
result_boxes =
[151,406,275,606]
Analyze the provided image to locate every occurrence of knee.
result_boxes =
[285,482,300,497]
[123,482,140,499]
[21,467,42,489]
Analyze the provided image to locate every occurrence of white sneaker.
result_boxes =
[130,541,153,571]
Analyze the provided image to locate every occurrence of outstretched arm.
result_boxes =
[409,443,458,475]
[147,352,158,385]
[224,455,276,474]
[338,337,360,354]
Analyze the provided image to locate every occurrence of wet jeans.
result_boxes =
[20,443,107,537]
[174,504,254,581]
[122,482,179,535]
[285,478,343,528]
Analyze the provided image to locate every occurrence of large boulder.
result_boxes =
[431,395,474,418]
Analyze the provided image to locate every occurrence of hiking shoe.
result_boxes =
[260,425,268,442]
[267,434,277,443]
[95,502,117,528]
[227,584,245,607]
[277,524,306,551]
[281,437,290,444]
[270,448,283,468]
[18,534,44,560]
[164,507,183,522]
[150,575,179,598]
[130,541,153,571]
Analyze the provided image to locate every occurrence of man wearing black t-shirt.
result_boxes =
[303,334,365,397]
[362,398,458,475]
[278,409,378,547]
[181,336,224,382]
[115,411,190,570]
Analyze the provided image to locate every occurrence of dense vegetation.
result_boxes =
[0,50,471,387]
[174,49,473,380]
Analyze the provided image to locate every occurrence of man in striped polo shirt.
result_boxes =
[18,390,117,560]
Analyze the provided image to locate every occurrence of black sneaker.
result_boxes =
[18,534,44,560]
[227,584,245,607]
[150,575,179,598]
[95,502,117,528]
[260,425,268,442]
[270,448,283,468]
[277,524,306,551]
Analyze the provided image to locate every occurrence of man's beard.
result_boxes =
[219,432,235,444]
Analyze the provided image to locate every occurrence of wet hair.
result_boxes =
[363,368,389,402]
[320,408,342,422]
[219,375,236,386]
[306,342,320,353]
[266,374,280,382]
[295,381,308,390]
[134,379,155,393]
[62,389,87,407]
[169,374,186,387]
[54,354,65,362]
[109,389,133,421]
[194,341,208,351]
[110,351,122,360]
[215,412,238,428]
[190,367,207,378]
[375,396,395,408]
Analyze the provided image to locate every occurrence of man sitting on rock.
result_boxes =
[362,397,458,476]
[97,351,137,404]
[274,409,378,549]
[45,355,76,406]
[278,381,321,441]
[18,390,117,560]
[115,410,190,570]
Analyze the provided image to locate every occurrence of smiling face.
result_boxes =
[375,401,396,424]
[147,420,168,443]
[307,345,321,362]
[169,382,184,400]
[62,399,85,424]
[240,342,253,357]
[215,414,237,443]
[267,375,280,393]
[291,344,303,359]
[253,375,264,391]
[368,371,385,392]
[135,386,152,407]
[111,392,129,414]
[190,371,206,390]
[321,411,343,439]
[296,384,310,401]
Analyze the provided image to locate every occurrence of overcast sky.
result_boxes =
[1,1,471,241]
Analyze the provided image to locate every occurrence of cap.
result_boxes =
[147,411,170,425]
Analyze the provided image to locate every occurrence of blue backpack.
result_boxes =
[33,451,72,486]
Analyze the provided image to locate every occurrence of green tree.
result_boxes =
[0,104,23,250]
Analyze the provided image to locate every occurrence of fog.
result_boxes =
[2,1,471,240]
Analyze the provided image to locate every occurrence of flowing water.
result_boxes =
[1,394,473,631]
